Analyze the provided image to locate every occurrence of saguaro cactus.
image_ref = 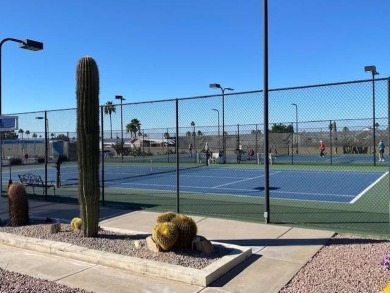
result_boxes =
[76,56,100,237]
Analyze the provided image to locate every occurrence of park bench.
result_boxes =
[18,173,55,195]
[208,152,220,164]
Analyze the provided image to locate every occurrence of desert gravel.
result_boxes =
[0,222,229,269]
[0,267,92,293]
[1,221,390,292]
[280,234,390,293]
[0,220,230,293]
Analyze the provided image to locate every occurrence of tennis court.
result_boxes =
[7,163,387,204]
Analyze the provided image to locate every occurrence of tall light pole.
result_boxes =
[36,114,48,199]
[115,95,125,162]
[365,65,379,166]
[209,83,234,164]
[263,0,270,224]
[0,38,43,196]
[291,103,298,154]
[211,108,220,150]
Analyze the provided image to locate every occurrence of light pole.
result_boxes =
[211,108,220,150]
[115,95,125,162]
[291,103,298,154]
[209,83,234,164]
[364,65,379,166]
[0,38,43,196]
[36,115,48,199]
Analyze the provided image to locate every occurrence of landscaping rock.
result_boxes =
[192,235,213,255]
[45,222,61,234]
[146,236,162,252]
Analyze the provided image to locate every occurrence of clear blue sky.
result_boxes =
[1,1,389,127]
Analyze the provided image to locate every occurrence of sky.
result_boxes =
[1,0,390,134]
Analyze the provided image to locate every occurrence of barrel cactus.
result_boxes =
[171,214,197,249]
[156,211,176,223]
[8,183,29,226]
[76,56,100,237]
[152,222,179,251]
[70,217,83,230]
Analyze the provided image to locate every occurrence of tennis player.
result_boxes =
[319,140,325,157]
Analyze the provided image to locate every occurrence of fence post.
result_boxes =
[387,78,390,228]
[237,124,240,163]
[329,120,333,166]
[263,0,270,224]
[175,99,180,214]
[100,106,105,206]
[291,122,294,165]
[167,128,169,163]
[255,124,258,154]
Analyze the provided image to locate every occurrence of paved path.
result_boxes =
[0,197,334,293]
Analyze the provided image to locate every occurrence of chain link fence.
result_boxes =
[3,78,390,236]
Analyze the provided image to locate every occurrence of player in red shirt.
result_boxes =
[319,140,326,157]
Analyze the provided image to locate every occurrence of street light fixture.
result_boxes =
[115,95,126,162]
[0,37,43,196]
[36,115,48,199]
[211,108,220,150]
[209,83,234,164]
[291,103,298,154]
[364,65,379,166]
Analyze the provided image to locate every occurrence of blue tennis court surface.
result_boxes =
[106,168,386,203]
[7,165,386,204]
[274,153,387,164]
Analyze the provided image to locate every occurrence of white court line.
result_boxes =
[111,182,354,199]
[267,189,354,198]
[350,171,389,204]
[115,172,280,190]
[323,156,345,162]
[169,174,244,179]
[211,171,282,188]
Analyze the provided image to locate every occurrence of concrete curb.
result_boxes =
[0,229,252,286]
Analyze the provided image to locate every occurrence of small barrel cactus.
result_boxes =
[70,217,83,230]
[156,211,176,223]
[152,222,179,251]
[8,183,29,226]
[171,214,197,249]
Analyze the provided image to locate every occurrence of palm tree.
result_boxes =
[18,129,24,140]
[32,133,37,139]
[126,118,141,138]
[190,121,195,136]
[104,101,116,139]
[25,130,30,140]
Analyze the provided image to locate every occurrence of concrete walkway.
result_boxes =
[0,197,335,293]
